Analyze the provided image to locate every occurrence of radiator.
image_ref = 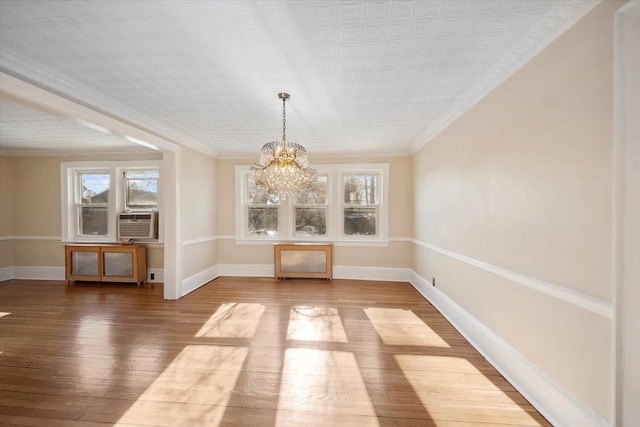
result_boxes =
[274,243,333,280]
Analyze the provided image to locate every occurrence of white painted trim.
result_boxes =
[0,267,14,282]
[163,149,182,300]
[218,264,274,277]
[613,2,640,424]
[147,268,164,283]
[408,270,610,427]
[181,265,219,297]
[413,239,613,318]
[234,239,390,247]
[1,265,165,284]
[409,0,601,154]
[389,237,413,243]
[182,236,220,246]
[333,266,409,282]
[0,66,217,157]
[0,236,61,241]
[182,235,409,247]
[12,266,65,280]
[182,236,229,246]
[214,263,411,282]
[235,163,390,244]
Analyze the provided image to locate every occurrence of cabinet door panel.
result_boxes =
[71,251,99,276]
[103,252,133,277]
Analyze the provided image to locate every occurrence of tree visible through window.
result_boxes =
[124,171,158,210]
[79,173,109,236]
[343,175,378,237]
[247,176,279,236]
[295,175,328,236]
[235,164,388,242]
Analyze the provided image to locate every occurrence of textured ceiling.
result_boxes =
[0,95,147,154]
[0,0,598,157]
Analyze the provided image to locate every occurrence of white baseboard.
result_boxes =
[181,265,219,297]
[1,266,164,284]
[12,266,65,281]
[333,265,410,282]
[218,264,274,277]
[408,270,610,427]
[0,263,411,284]
[0,266,14,282]
[147,268,164,283]
[214,264,410,282]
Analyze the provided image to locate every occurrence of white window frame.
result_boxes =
[123,169,160,212]
[341,172,381,240]
[62,160,162,243]
[235,163,389,245]
[292,173,330,238]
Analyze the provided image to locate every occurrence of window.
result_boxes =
[295,175,328,237]
[236,164,388,244]
[124,170,159,211]
[78,172,110,237]
[343,174,378,237]
[247,175,279,236]
[62,161,161,243]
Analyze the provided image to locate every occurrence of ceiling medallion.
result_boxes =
[251,92,315,199]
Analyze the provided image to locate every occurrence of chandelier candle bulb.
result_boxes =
[251,92,316,199]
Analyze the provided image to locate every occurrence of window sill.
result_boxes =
[234,238,390,247]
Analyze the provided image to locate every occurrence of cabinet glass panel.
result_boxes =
[103,252,133,277]
[71,251,99,276]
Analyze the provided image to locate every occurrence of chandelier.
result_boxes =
[251,92,315,199]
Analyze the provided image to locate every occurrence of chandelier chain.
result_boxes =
[282,96,286,143]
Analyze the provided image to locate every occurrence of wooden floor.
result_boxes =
[0,277,549,427]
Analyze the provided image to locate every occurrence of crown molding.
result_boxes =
[410,0,601,154]
[0,48,219,158]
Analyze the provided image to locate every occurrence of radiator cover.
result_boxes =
[274,243,333,280]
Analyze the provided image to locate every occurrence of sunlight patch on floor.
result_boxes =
[287,306,348,343]
[75,316,114,387]
[275,348,379,427]
[115,345,248,427]
[364,307,450,347]
[0,312,10,318]
[395,354,543,426]
[195,303,265,338]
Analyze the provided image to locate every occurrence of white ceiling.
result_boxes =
[0,0,598,157]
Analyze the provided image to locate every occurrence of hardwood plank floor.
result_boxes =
[0,278,550,426]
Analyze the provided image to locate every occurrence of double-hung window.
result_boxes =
[294,174,328,237]
[246,176,279,237]
[236,164,388,244]
[77,172,110,237]
[62,161,161,243]
[342,174,378,237]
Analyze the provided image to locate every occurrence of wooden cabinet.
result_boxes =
[65,244,147,286]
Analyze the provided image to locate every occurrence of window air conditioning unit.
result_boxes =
[118,212,157,240]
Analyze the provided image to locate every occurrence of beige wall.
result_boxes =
[2,152,164,270]
[0,156,14,268]
[181,146,218,278]
[412,1,623,420]
[217,155,413,268]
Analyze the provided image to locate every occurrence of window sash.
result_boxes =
[77,205,109,237]
[343,206,378,237]
[247,205,279,236]
[235,164,388,243]
[294,206,327,236]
